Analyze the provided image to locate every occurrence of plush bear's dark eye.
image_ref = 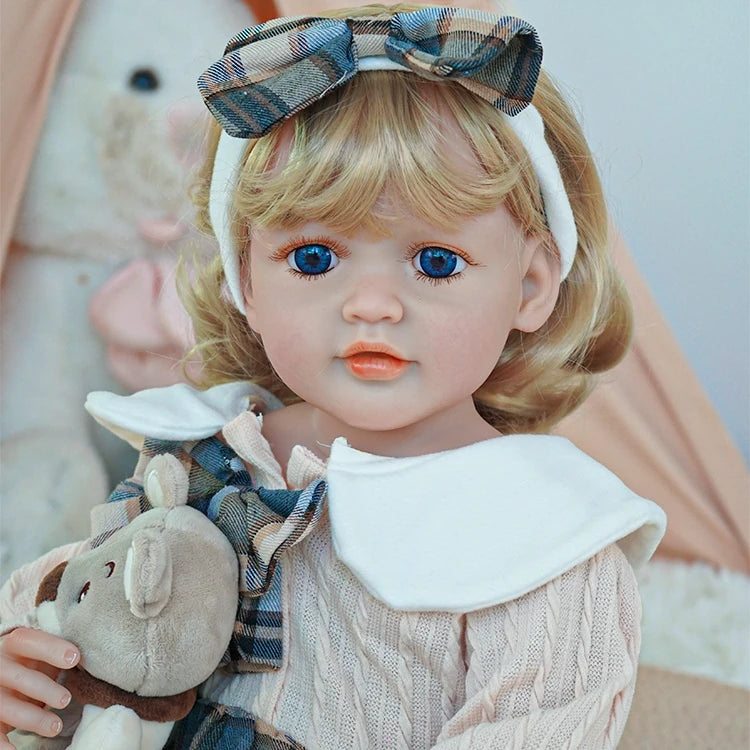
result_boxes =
[77,582,90,603]
[105,562,115,577]
[128,68,159,92]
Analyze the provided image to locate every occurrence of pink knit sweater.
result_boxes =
[0,423,642,749]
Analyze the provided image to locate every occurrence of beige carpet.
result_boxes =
[621,665,750,749]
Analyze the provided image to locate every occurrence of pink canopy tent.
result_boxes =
[557,226,748,573]
[1,0,746,574]
[0,0,82,266]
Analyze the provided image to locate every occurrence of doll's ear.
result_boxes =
[513,237,562,333]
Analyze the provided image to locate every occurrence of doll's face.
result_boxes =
[244,203,558,438]
[241,92,560,443]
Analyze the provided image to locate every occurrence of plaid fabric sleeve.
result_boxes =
[165,698,306,749]
[208,479,327,671]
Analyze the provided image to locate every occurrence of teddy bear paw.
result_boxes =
[70,704,142,749]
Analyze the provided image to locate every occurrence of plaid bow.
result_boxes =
[198,7,542,138]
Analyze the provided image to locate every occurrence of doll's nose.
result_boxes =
[341,277,404,324]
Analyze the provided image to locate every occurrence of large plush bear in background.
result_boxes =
[0,0,257,579]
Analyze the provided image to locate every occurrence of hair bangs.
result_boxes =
[232,72,533,238]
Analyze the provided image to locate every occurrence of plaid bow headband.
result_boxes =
[198,9,542,139]
[199,7,578,309]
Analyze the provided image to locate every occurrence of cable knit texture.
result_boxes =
[0,417,642,749]
[201,513,639,749]
[194,425,642,749]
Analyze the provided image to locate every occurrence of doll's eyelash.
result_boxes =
[405,242,477,266]
[416,273,464,287]
[269,235,350,281]
[268,235,350,263]
[405,242,478,285]
[268,237,477,285]
[287,269,327,282]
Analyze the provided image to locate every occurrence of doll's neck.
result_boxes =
[261,397,499,467]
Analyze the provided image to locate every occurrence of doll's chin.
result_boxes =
[322,404,428,434]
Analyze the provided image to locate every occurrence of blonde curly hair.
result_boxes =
[182,3,632,434]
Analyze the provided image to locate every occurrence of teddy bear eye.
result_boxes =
[128,67,159,92]
[77,582,90,603]
[105,562,116,577]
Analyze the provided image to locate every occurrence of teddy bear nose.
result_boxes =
[124,528,173,618]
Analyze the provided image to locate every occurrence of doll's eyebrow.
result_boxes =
[105,561,116,577]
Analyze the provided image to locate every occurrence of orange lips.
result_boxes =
[342,343,410,381]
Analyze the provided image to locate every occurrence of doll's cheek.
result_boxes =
[242,294,261,333]
[263,337,314,385]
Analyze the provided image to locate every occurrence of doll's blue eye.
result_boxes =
[288,244,339,276]
[414,247,466,278]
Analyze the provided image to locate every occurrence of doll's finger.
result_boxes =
[0,659,59,704]
[0,660,70,711]
[0,693,62,738]
[1,630,79,670]
[24,659,60,683]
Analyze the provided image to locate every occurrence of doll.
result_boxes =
[0,4,666,749]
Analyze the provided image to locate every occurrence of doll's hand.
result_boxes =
[0,627,79,746]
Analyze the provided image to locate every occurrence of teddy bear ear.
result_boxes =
[125,527,173,619]
[143,453,189,509]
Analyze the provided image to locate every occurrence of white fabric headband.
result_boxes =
[209,59,578,311]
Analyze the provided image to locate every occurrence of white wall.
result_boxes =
[519,0,750,461]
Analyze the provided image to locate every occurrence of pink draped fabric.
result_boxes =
[556,227,749,573]
[244,0,280,23]
[0,0,82,273]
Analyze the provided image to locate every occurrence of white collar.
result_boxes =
[327,435,666,612]
[86,382,275,449]
[87,383,666,612]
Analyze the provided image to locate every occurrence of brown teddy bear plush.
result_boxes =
[33,454,238,750]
